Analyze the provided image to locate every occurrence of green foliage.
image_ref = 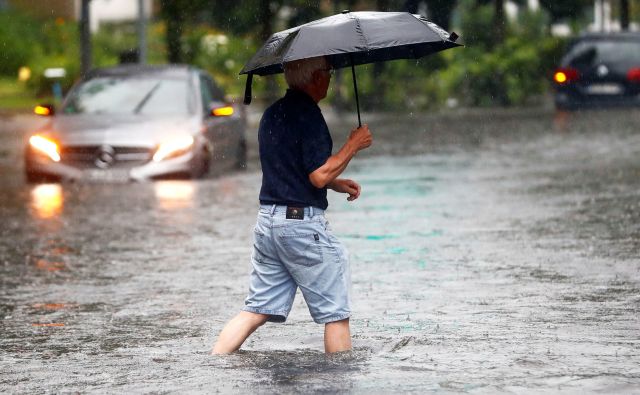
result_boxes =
[25,19,81,96]
[179,25,264,97]
[440,1,567,107]
[0,2,575,111]
[539,0,592,22]
[0,77,50,109]
[0,10,41,75]
[200,0,569,111]
[92,23,139,66]
[457,0,496,51]
[13,17,172,98]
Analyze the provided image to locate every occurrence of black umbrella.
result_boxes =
[240,10,462,126]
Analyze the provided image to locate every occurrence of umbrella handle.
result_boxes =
[350,55,362,128]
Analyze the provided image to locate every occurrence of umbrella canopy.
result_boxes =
[240,11,462,124]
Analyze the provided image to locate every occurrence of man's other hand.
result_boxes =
[329,178,361,201]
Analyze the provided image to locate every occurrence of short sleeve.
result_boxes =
[300,112,332,175]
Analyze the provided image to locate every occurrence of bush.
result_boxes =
[24,18,81,96]
[318,2,568,111]
[0,10,41,76]
[177,24,285,100]
[443,2,567,107]
[0,6,570,110]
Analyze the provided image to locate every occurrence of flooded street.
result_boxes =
[1,108,639,393]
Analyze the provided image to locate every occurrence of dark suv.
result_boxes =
[553,32,640,110]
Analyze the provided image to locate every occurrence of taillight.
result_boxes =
[554,68,579,84]
[627,68,640,83]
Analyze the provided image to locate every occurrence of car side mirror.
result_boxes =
[209,102,234,117]
[34,104,55,116]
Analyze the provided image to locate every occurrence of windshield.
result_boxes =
[566,40,640,67]
[62,76,196,116]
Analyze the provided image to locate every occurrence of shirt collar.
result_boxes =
[285,88,318,107]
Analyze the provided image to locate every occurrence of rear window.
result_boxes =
[63,76,196,116]
[565,39,640,67]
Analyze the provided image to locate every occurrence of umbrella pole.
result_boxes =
[350,56,362,127]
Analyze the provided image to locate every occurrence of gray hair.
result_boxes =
[283,56,329,89]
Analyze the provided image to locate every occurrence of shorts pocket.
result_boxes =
[280,232,323,267]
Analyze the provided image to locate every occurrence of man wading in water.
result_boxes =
[212,56,372,354]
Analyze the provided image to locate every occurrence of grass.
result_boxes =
[0,77,53,112]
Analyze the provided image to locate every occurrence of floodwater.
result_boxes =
[1,108,639,393]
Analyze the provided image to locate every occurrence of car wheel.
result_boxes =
[191,145,211,179]
[191,160,209,179]
[235,138,247,170]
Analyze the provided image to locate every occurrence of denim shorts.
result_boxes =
[243,205,351,324]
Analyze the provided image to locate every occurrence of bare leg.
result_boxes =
[324,318,352,353]
[211,311,269,354]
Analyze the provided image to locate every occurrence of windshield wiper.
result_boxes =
[133,82,162,114]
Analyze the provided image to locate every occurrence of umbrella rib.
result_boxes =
[281,30,304,63]
[352,13,369,51]
[413,14,450,44]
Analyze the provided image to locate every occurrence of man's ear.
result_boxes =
[311,69,321,83]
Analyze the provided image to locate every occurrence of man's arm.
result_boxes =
[309,124,372,189]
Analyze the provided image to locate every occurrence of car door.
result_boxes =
[199,73,241,163]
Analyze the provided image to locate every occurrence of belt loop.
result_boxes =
[309,206,314,218]
[270,204,277,216]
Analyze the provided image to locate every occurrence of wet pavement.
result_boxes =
[1,108,639,393]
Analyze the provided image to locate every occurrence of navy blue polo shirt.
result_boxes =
[258,89,333,210]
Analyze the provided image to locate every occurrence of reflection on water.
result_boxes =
[30,184,63,219]
[552,110,570,132]
[154,181,196,210]
[35,259,66,272]
[31,303,73,311]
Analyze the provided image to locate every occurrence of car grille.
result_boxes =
[60,146,152,169]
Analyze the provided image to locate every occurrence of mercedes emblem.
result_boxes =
[94,145,116,168]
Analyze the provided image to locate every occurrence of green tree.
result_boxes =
[404,0,458,30]
[158,0,209,63]
[450,0,564,106]
[538,0,592,22]
[206,1,323,100]
[620,0,630,30]
[0,10,40,75]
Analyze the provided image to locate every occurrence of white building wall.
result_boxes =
[505,0,541,20]
[75,0,153,32]
[592,0,613,31]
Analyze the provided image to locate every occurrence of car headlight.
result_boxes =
[153,136,195,162]
[29,135,60,162]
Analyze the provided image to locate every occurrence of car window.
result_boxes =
[199,74,225,109]
[199,75,214,113]
[62,76,196,116]
[207,76,225,102]
[566,40,640,67]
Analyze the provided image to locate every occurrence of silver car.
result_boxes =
[25,65,247,182]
